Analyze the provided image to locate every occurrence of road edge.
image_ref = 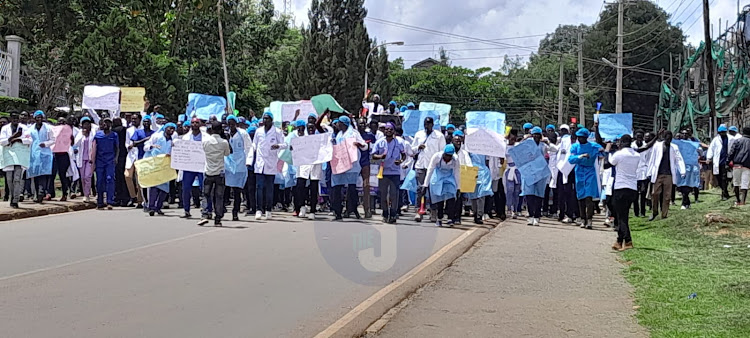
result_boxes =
[0,202,96,222]
[313,225,493,338]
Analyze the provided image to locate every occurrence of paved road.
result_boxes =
[0,208,464,337]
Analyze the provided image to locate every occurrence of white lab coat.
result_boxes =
[555,135,575,184]
[706,135,726,175]
[411,129,447,170]
[253,126,287,175]
[73,131,95,168]
[125,125,140,169]
[646,141,686,184]
[0,124,31,171]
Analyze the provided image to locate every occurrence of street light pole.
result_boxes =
[364,41,404,100]
[616,0,624,113]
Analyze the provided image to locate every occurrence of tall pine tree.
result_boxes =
[294,0,380,112]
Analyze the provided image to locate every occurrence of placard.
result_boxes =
[281,101,315,122]
[331,142,353,174]
[134,154,178,188]
[186,93,226,121]
[466,111,506,135]
[508,138,550,185]
[460,165,478,193]
[402,110,441,137]
[51,125,73,153]
[418,102,451,126]
[465,127,506,158]
[290,133,333,166]
[82,85,121,111]
[170,140,206,172]
[596,113,633,141]
[120,87,146,112]
[1,142,30,169]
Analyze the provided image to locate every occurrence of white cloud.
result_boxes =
[273,0,743,70]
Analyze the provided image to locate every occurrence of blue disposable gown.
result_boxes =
[28,124,53,178]
[568,142,602,200]
[465,153,493,199]
[520,141,550,198]
[429,162,457,203]
[146,132,173,193]
[225,130,249,188]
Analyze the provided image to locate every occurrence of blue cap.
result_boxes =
[718,124,728,132]
[400,106,407,112]
[531,127,543,135]
[295,120,306,128]
[339,116,351,127]
[523,123,533,130]
[182,120,191,127]
[308,112,318,119]
[164,122,177,130]
[154,113,165,119]
[446,124,455,130]
[575,128,590,137]
[142,115,151,122]
[248,125,257,133]
[33,110,45,118]
[444,144,456,155]
[80,117,92,124]
[546,124,555,130]
[389,100,397,106]
[262,112,274,120]
[729,126,738,132]
[227,115,239,123]
[407,102,415,108]
[452,130,464,137]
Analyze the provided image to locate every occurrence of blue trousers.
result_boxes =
[95,162,115,206]
[255,174,275,212]
[182,171,204,213]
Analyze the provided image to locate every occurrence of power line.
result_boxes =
[390,46,539,53]
[402,35,547,47]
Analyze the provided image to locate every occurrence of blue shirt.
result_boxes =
[131,129,155,159]
[94,130,119,165]
[373,137,405,176]
[360,132,377,167]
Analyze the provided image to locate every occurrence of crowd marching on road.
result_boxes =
[2,96,750,251]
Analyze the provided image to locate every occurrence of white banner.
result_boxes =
[170,140,206,173]
[465,127,506,158]
[290,133,333,166]
[281,101,315,122]
[82,85,121,111]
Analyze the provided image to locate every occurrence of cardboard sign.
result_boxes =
[134,154,177,188]
[170,140,206,173]
[460,165,478,193]
[82,85,120,111]
[120,87,146,112]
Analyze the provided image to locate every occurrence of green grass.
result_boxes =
[622,190,750,337]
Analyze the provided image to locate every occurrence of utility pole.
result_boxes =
[217,0,230,99]
[577,31,585,124]
[616,0,624,113]
[557,55,565,125]
[703,0,717,135]
[669,52,673,89]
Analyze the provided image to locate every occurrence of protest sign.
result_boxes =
[466,111,506,135]
[596,113,632,141]
[2,142,30,169]
[508,139,550,185]
[402,110,441,137]
[50,125,73,153]
[311,94,346,116]
[186,93,226,121]
[465,127,506,158]
[82,85,120,111]
[170,140,206,172]
[134,154,177,188]
[674,140,700,188]
[281,100,316,122]
[419,102,452,126]
[119,87,146,112]
[291,133,333,166]
[460,165,478,193]
[331,142,353,174]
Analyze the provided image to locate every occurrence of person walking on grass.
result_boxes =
[707,125,731,200]
[607,135,640,251]
[728,127,750,206]
[645,130,686,221]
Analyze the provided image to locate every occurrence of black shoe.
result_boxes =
[474,218,484,225]
[149,210,155,216]
[156,210,165,216]
[10,202,18,208]
[180,212,191,219]
[648,215,657,222]
[333,217,343,222]
[354,211,362,220]
[18,196,24,202]
[214,219,223,227]
[232,215,239,221]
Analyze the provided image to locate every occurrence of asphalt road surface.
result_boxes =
[0,207,463,337]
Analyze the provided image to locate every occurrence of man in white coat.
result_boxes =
[253,112,287,220]
[706,124,732,200]
[411,117,447,222]
[645,130,686,221]
[0,111,31,208]
[555,124,577,223]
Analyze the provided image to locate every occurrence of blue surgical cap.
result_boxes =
[444,144,456,155]
[446,124,456,130]
[33,110,45,118]
[155,113,165,119]
[407,102,415,108]
[248,125,257,134]
[332,119,339,125]
[523,123,533,130]
[452,130,464,137]
[575,128,590,137]
[718,124,728,132]
[142,115,151,122]
[227,115,239,123]
[339,116,351,127]
[164,122,177,130]
[531,127,543,135]
[729,126,738,132]
[295,120,306,128]
[389,100,397,106]
[80,117,92,124]
[262,112,274,120]
[182,120,191,127]
[308,112,318,119]
[546,124,555,130]
[400,106,407,112]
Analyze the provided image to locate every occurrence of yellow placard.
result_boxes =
[460,165,478,193]
[505,126,512,136]
[120,87,146,112]
[134,155,177,188]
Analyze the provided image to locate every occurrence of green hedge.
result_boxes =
[0,96,29,112]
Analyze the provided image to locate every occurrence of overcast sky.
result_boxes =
[273,0,742,70]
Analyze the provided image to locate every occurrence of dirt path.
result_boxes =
[376,216,648,337]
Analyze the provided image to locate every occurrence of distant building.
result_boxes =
[411,57,443,69]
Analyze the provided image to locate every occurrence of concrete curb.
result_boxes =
[314,222,496,338]
[0,202,96,222]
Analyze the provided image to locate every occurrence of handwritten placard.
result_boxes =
[281,101,315,122]
[596,113,632,141]
[170,140,206,173]
[331,142,353,174]
[186,93,226,121]
[134,154,178,188]
[465,127,506,158]
[508,139,550,185]
[82,85,121,111]
[120,87,146,112]
[460,165,478,193]
[51,125,73,153]
[290,133,333,166]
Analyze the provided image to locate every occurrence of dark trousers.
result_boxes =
[635,179,649,217]
[445,191,462,221]
[379,175,400,219]
[526,195,543,218]
[430,199,453,220]
[115,156,127,203]
[182,172,204,213]
[244,169,256,213]
[51,152,71,197]
[679,186,692,207]
[95,162,115,206]
[415,169,429,209]
[558,172,577,219]
[613,188,637,243]
[231,187,243,216]
[148,187,168,212]
[578,197,594,221]
[485,179,506,217]
[718,164,730,198]
[34,175,49,199]
[294,178,307,213]
[203,174,226,220]
[255,174,275,213]
[332,184,358,218]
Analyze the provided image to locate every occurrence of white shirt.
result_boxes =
[125,125,140,169]
[609,147,640,191]
[0,123,31,171]
[253,126,287,175]
[202,134,231,176]
[412,129,447,170]
[455,148,472,167]
[423,151,460,188]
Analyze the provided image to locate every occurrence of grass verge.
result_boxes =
[622,189,750,337]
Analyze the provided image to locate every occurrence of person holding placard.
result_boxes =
[446,130,471,225]
[296,122,325,220]
[178,118,208,219]
[411,117,447,222]
[28,111,56,203]
[423,144,460,227]
[225,115,253,221]
[131,116,155,209]
[91,118,120,210]
[520,127,550,227]
[143,122,175,215]
[50,117,75,201]
[568,127,605,229]
[73,117,96,203]
[124,114,144,206]
[331,116,367,221]
[372,122,406,224]
[608,134,640,251]
[253,112,287,221]
[0,111,31,208]
[357,118,376,219]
